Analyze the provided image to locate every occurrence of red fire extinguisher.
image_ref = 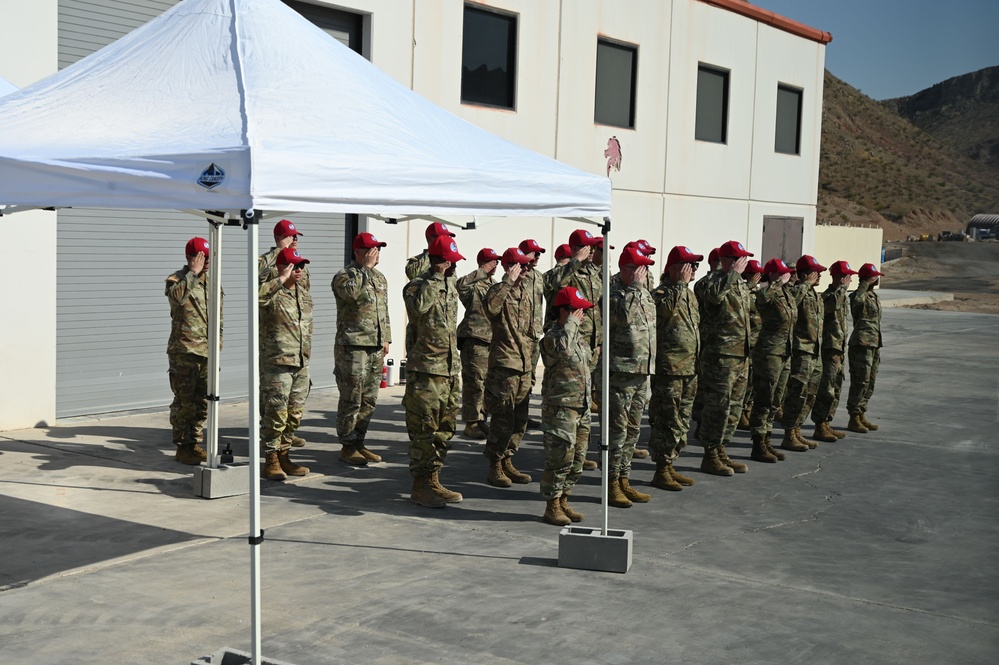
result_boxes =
[380,364,388,388]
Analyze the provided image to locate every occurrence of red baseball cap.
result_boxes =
[742,259,765,275]
[554,244,571,261]
[501,247,532,265]
[666,245,704,267]
[553,286,594,310]
[352,232,387,250]
[829,260,859,277]
[425,222,455,240]
[476,247,501,264]
[185,237,210,258]
[708,248,720,265]
[795,254,826,273]
[718,240,754,258]
[428,236,465,262]
[763,258,794,275]
[276,247,310,266]
[858,263,883,278]
[273,219,302,239]
[619,246,655,268]
[568,229,601,247]
[518,239,546,255]
[637,239,656,255]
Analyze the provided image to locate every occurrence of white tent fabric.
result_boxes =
[0,76,16,97]
[0,0,610,217]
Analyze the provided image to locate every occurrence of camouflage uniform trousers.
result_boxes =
[540,404,591,499]
[742,360,756,417]
[530,339,541,391]
[811,351,845,424]
[334,344,384,445]
[168,352,208,445]
[749,354,791,437]
[847,346,880,415]
[691,357,706,423]
[260,364,311,453]
[783,352,821,429]
[698,354,749,448]
[608,372,649,478]
[459,338,490,423]
[403,371,460,477]
[648,374,697,463]
[483,366,533,461]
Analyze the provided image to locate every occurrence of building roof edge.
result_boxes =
[698,0,833,45]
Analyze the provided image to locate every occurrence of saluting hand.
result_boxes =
[570,308,584,323]
[434,260,452,275]
[732,256,749,274]
[279,262,296,287]
[505,263,523,284]
[188,252,207,276]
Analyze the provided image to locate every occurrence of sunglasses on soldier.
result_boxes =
[293,263,307,271]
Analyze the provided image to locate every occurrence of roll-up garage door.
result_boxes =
[56,1,363,417]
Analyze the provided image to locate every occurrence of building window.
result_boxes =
[695,64,729,143]
[461,4,517,109]
[775,84,803,155]
[594,39,638,128]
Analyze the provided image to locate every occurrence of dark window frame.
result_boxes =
[594,37,639,129]
[775,83,804,155]
[460,3,518,110]
[695,64,730,144]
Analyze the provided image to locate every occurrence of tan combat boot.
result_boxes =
[429,469,463,503]
[560,495,584,522]
[284,434,306,448]
[847,414,869,433]
[812,422,839,443]
[832,427,847,439]
[700,447,734,476]
[278,450,309,476]
[543,497,571,526]
[620,476,652,503]
[486,459,512,487]
[339,445,368,465]
[737,409,751,431]
[651,461,683,491]
[607,475,633,508]
[356,445,382,463]
[794,427,819,449]
[718,443,748,473]
[463,421,487,440]
[764,432,786,461]
[668,463,696,486]
[410,475,446,508]
[583,459,599,471]
[263,451,287,481]
[751,434,777,463]
[860,414,879,431]
[780,429,808,452]
[633,448,649,459]
[175,444,204,466]
[502,456,532,484]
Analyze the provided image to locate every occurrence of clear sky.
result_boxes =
[753,0,999,100]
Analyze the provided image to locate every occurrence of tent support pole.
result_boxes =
[600,217,611,537]
[243,209,263,665]
[205,218,223,469]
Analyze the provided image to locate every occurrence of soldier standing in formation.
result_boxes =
[331,232,392,466]
[847,263,884,433]
[259,248,313,481]
[782,255,827,450]
[811,261,857,441]
[456,247,500,439]
[403,236,465,508]
[406,222,455,280]
[738,259,764,430]
[518,238,547,429]
[691,247,720,432]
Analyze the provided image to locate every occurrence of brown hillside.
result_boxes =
[818,71,999,241]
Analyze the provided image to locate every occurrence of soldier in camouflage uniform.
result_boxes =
[518,239,547,429]
[331,232,392,466]
[483,247,537,488]
[542,244,572,317]
[539,286,594,526]
[648,245,703,492]
[847,263,884,433]
[749,258,798,461]
[811,260,858,441]
[738,260,764,430]
[165,237,220,465]
[548,230,603,367]
[259,248,313,481]
[605,246,656,508]
[405,222,455,280]
[691,247,720,430]
[456,247,500,439]
[698,240,754,476]
[403,236,466,508]
[782,255,827,449]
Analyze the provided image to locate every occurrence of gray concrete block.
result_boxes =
[558,526,633,574]
[192,646,297,665]
[193,464,250,499]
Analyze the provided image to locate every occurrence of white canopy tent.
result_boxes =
[0,76,16,97]
[0,0,615,662]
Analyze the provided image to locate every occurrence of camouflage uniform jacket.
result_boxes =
[259,247,311,290]
[754,282,797,357]
[653,278,699,376]
[608,280,656,375]
[849,281,883,349]
[694,268,721,333]
[791,283,823,356]
[541,317,592,408]
[165,267,221,358]
[701,269,752,358]
[456,268,494,343]
[523,268,545,342]
[747,287,762,351]
[550,258,603,349]
[331,261,391,347]
[405,250,430,281]
[610,270,657,293]
[403,270,459,376]
[484,278,536,373]
[821,284,850,354]
[259,279,313,367]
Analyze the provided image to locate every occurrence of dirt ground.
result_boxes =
[881,240,999,314]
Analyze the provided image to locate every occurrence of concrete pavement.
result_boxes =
[1,307,997,664]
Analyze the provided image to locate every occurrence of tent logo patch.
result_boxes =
[197,163,226,189]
